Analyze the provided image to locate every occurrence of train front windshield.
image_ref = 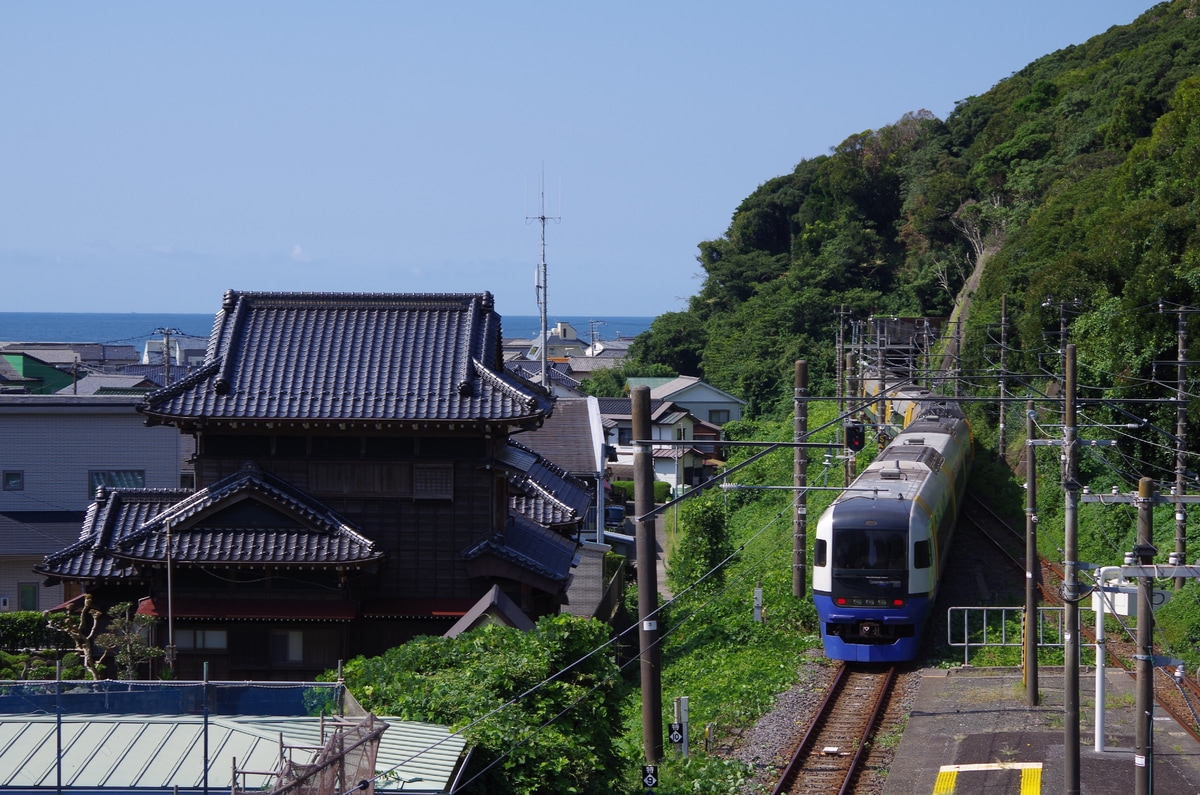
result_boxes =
[833,527,906,571]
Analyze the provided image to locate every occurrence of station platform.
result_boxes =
[882,667,1200,795]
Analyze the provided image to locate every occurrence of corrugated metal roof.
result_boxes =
[0,713,465,793]
[140,290,553,427]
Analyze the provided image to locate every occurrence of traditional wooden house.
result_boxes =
[37,290,589,679]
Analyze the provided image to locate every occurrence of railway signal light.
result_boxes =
[845,422,866,451]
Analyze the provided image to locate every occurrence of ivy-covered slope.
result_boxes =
[630,0,1200,422]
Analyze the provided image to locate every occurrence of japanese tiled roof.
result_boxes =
[139,290,553,428]
[504,359,583,391]
[37,463,382,582]
[462,513,578,586]
[500,441,592,529]
[595,397,670,419]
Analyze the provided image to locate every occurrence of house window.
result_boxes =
[18,583,38,611]
[3,471,23,490]
[271,629,305,664]
[617,427,633,446]
[709,409,730,425]
[88,469,145,495]
[180,473,196,490]
[413,463,454,499]
[177,629,228,650]
[675,427,688,441]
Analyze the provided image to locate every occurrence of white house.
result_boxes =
[0,395,194,612]
[596,397,710,498]
[629,375,747,427]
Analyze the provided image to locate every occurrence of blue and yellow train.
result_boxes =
[812,378,973,663]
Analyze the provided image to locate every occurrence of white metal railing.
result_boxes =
[946,605,1065,666]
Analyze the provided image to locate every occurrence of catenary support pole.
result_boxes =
[1135,476,1155,795]
[1175,309,1188,590]
[794,360,807,598]
[1063,344,1081,795]
[999,295,1008,455]
[632,386,663,763]
[1025,400,1039,707]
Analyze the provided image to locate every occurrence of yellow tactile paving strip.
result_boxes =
[932,762,1042,794]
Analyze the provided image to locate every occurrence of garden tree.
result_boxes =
[44,593,109,680]
[95,601,164,680]
[331,615,625,795]
[578,365,626,398]
[666,490,732,595]
[579,361,676,399]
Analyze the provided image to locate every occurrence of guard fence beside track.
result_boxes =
[947,605,1066,666]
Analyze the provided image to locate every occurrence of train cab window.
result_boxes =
[913,540,931,569]
[814,539,827,568]
[834,529,906,570]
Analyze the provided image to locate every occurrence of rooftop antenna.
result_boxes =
[527,165,560,390]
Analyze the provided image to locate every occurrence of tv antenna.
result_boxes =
[526,166,560,389]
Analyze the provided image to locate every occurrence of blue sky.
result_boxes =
[1,1,1155,319]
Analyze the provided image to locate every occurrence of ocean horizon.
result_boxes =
[0,311,656,348]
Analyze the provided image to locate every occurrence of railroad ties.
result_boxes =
[773,664,897,795]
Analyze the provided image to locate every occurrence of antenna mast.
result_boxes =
[527,167,559,389]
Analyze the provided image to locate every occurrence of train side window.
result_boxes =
[815,539,827,568]
[913,540,931,569]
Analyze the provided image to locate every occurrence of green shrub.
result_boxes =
[611,480,672,504]
[0,611,69,652]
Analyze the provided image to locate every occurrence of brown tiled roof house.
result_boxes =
[38,290,590,680]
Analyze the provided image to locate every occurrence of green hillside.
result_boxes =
[631,0,1200,429]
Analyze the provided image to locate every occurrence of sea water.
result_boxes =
[0,312,656,348]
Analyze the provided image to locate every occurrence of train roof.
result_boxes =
[909,399,967,422]
[827,489,913,528]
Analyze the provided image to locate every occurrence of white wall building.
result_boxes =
[0,395,194,612]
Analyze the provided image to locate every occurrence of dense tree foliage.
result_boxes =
[332,615,626,795]
[578,360,676,398]
[666,490,732,595]
[632,1,1200,425]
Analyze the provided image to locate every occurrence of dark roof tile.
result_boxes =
[37,463,382,581]
[141,291,553,426]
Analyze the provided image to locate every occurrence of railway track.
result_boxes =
[771,664,896,795]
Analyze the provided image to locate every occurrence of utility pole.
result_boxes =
[154,327,182,387]
[1175,308,1188,591]
[1085,484,1200,791]
[845,348,858,484]
[632,386,663,763]
[836,306,846,427]
[1134,476,1155,795]
[875,318,886,438]
[1063,344,1081,795]
[1025,400,1039,706]
[794,361,807,598]
[1159,300,1196,590]
[999,295,1009,455]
